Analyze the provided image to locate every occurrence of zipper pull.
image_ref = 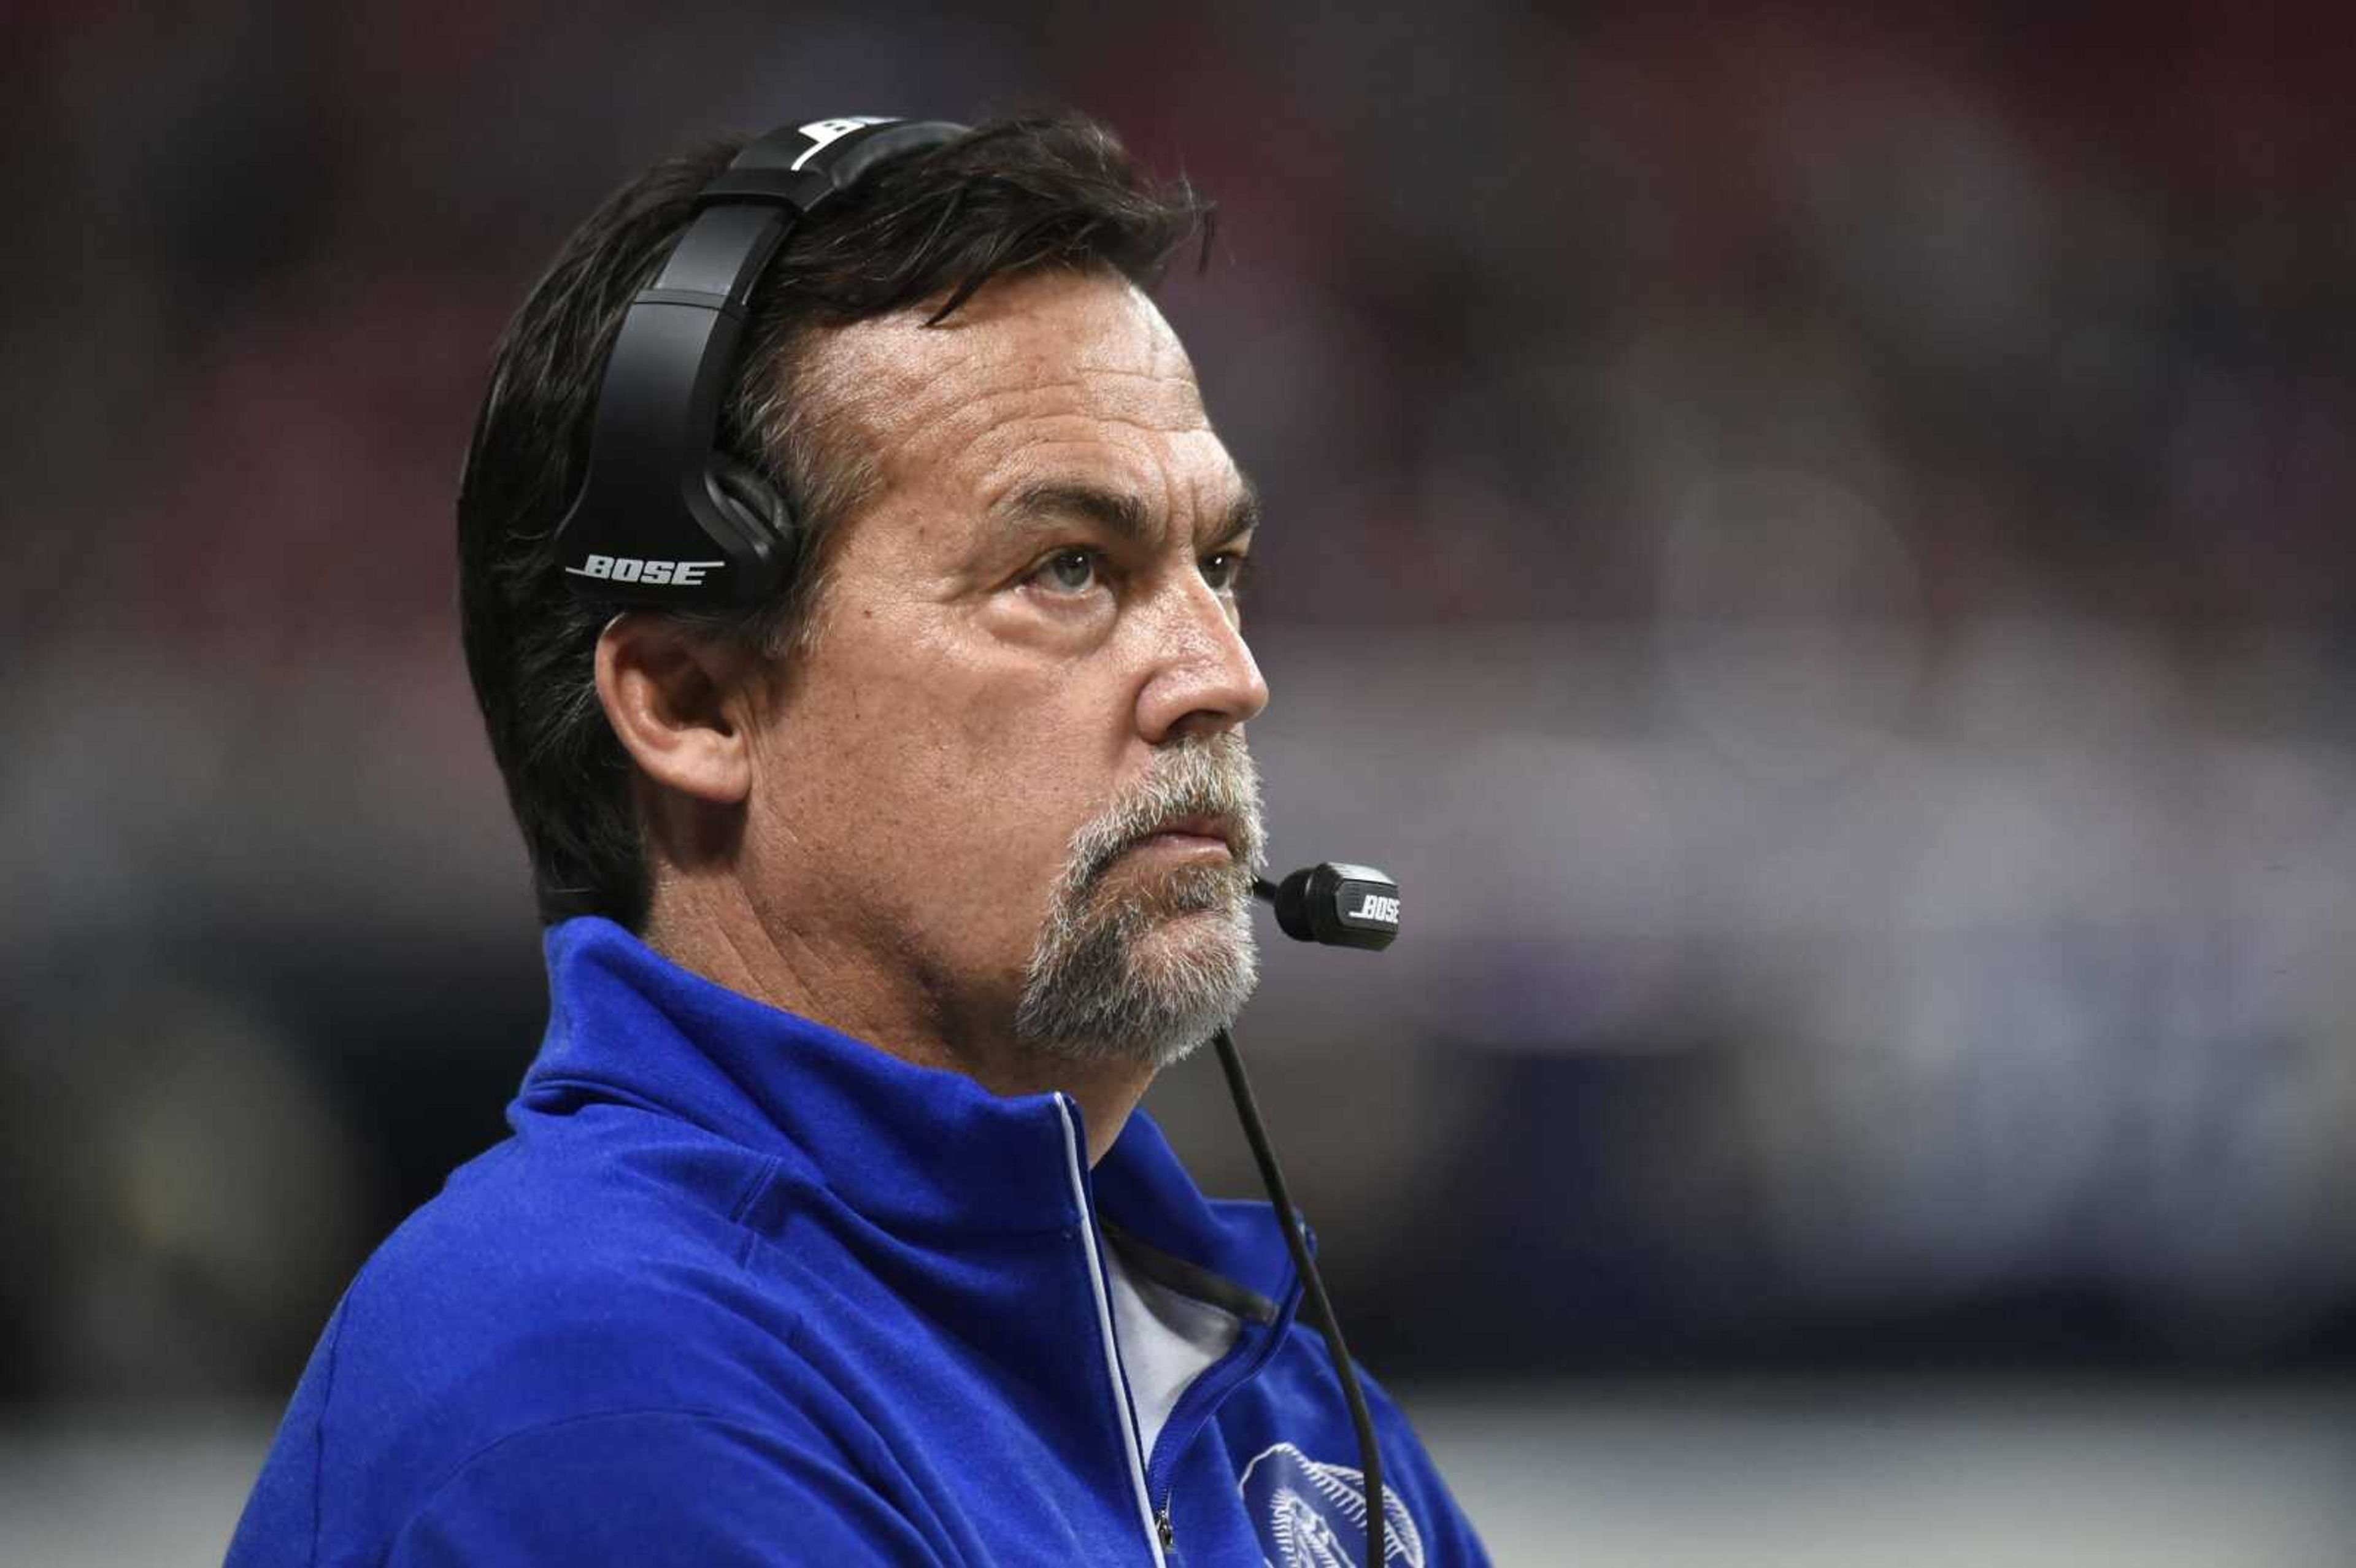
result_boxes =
[1156,1504,1175,1552]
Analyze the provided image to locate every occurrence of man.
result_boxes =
[229,111,1487,1566]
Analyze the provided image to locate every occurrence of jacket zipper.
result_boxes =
[1139,1270,1304,1559]
[1055,1097,1170,1567]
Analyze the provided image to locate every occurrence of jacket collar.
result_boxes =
[516,917,1297,1307]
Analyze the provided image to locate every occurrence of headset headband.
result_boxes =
[553,115,968,606]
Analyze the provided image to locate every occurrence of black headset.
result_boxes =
[554,115,967,607]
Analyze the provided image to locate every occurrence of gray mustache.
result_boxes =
[1067,739,1266,893]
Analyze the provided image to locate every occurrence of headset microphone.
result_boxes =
[1218,857,1403,1568]
[1252,861,1401,951]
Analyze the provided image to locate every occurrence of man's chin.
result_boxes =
[1013,888,1260,1070]
[1107,875,1257,973]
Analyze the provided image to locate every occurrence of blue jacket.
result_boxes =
[228,918,1488,1565]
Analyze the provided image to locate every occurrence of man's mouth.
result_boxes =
[1140,814,1233,850]
[1118,813,1236,866]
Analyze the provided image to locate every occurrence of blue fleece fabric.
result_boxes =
[227,918,1488,1566]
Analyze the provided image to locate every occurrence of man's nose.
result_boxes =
[1136,574,1271,744]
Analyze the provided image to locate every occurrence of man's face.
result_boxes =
[737,269,1270,1070]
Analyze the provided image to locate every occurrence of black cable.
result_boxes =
[1212,1025,1385,1567]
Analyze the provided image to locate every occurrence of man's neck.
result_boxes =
[642,881,1152,1166]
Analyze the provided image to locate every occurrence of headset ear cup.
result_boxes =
[704,455,799,582]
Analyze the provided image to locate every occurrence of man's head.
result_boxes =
[460,115,1269,1074]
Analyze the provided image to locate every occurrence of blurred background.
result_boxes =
[6,2,2354,1562]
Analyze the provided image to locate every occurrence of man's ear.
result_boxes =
[593,614,755,806]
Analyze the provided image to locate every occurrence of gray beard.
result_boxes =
[1012,737,1265,1070]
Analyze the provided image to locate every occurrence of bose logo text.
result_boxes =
[1349,893,1401,924]
[566,555,726,587]
[792,117,894,169]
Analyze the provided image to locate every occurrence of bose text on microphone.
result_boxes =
[1252,861,1401,951]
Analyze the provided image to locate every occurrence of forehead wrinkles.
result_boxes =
[807,275,1209,494]
[972,426,1242,547]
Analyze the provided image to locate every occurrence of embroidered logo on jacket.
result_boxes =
[1238,1442,1425,1566]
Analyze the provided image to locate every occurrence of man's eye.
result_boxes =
[1201,551,1250,594]
[1032,549,1102,595]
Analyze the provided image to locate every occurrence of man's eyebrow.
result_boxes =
[996,481,1152,543]
[993,478,1261,546]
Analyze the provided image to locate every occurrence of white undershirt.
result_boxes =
[1103,1242,1244,1459]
